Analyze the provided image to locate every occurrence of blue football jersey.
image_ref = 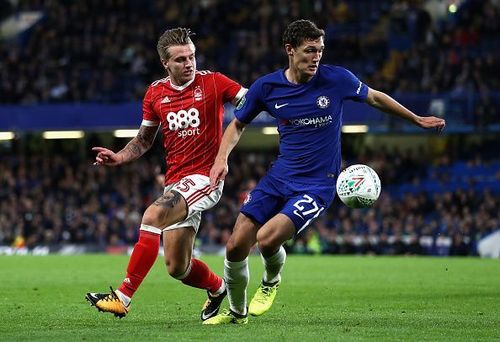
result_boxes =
[235,64,368,185]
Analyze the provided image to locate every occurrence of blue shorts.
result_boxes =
[240,173,336,234]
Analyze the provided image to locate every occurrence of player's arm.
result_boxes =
[365,88,445,130]
[209,118,247,188]
[92,124,159,166]
[230,88,248,106]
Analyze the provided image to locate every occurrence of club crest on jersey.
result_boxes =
[316,96,330,109]
[194,86,203,101]
[243,192,252,205]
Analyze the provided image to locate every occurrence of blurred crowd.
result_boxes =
[0,151,159,248]
[1,0,499,256]
[1,0,500,114]
[0,141,498,256]
[379,0,500,94]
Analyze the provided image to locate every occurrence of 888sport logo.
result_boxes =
[166,108,201,138]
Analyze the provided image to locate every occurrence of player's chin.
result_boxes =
[180,77,192,84]
[181,71,194,82]
[306,66,318,75]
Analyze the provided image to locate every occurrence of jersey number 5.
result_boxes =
[177,179,196,192]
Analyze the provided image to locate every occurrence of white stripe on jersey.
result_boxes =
[232,87,247,106]
[151,77,169,87]
[196,70,212,75]
[141,119,160,127]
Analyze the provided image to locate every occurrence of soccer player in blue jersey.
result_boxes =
[203,19,445,325]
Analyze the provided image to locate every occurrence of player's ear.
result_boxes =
[161,59,169,69]
[284,44,293,56]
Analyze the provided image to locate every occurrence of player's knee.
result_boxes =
[256,229,269,247]
[256,231,280,256]
[225,237,249,261]
[165,258,189,279]
[142,206,166,227]
[225,238,239,259]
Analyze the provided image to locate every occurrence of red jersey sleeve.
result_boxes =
[142,85,160,125]
[214,72,244,104]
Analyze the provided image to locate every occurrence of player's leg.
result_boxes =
[162,225,196,280]
[204,177,282,325]
[225,213,260,314]
[161,174,226,320]
[203,213,259,325]
[162,222,226,321]
[86,190,187,317]
[248,213,293,316]
[249,191,329,316]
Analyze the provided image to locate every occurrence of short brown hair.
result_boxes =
[157,28,195,61]
[282,20,325,48]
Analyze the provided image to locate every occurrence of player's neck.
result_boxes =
[169,75,196,90]
[284,67,313,84]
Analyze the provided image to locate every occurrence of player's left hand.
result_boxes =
[416,116,446,132]
[209,157,228,190]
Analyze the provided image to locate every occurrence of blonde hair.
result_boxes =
[157,28,195,61]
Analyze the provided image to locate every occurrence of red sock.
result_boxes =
[180,258,223,293]
[118,230,160,298]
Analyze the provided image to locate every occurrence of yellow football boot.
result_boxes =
[248,281,280,316]
[203,309,248,325]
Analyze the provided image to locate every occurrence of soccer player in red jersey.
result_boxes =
[85,28,246,321]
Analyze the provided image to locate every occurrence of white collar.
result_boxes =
[169,75,196,91]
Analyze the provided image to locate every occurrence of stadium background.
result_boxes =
[0,0,499,258]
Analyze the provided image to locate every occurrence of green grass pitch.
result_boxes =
[0,255,498,341]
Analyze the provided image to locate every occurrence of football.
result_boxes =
[336,164,381,208]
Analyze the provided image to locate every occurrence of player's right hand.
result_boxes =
[92,147,123,166]
[416,115,446,132]
[209,158,228,190]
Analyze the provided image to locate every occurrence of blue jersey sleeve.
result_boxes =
[234,80,265,124]
[338,67,369,102]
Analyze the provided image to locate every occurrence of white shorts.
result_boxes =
[162,174,224,233]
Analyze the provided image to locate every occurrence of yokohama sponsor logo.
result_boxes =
[289,115,333,127]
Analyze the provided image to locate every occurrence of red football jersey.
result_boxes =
[142,70,244,184]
